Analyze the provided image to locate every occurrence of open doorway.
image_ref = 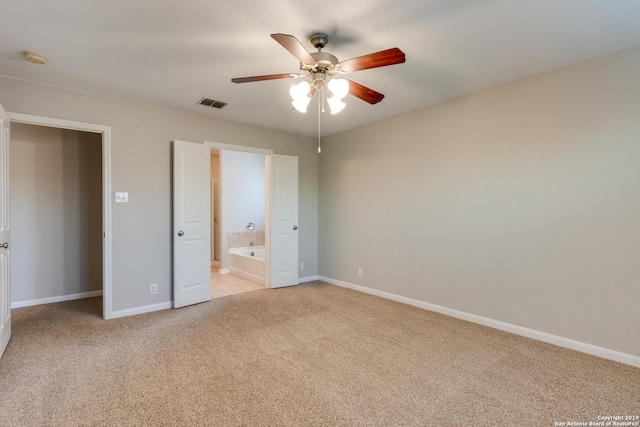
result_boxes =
[10,123,102,314]
[172,140,299,308]
[8,113,113,319]
[209,148,267,298]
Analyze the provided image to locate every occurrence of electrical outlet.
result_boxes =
[357,268,363,278]
[300,262,305,271]
[150,283,158,295]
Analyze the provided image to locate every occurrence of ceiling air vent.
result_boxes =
[198,97,227,109]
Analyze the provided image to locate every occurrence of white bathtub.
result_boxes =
[228,246,266,285]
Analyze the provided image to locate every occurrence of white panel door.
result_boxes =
[0,102,10,358]
[173,140,211,308]
[270,154,298,288]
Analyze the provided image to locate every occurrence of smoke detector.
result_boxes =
[23,51,46,65]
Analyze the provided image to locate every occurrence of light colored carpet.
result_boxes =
[0,281,638,426]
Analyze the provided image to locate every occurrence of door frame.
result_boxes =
[8,113,113,319]
[203,141,274,288]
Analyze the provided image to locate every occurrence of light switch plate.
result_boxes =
[115,192,128,203]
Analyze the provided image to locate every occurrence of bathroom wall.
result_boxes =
[220,150,266,269]
[10,123,102,304]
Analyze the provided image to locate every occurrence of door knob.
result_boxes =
[177,231,184,236]
[293,226,298,230]
[0,242,7,249]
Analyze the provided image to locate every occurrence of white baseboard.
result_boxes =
[299,275,319,284]
[11,290,103,309]
[218,268,230,274]
[318,276,640,368]
[110,301,173,319]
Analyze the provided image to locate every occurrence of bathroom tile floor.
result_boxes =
[210,267,264,299]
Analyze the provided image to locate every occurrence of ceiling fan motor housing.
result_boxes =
[310,33,329,49]
[305,52,339,74]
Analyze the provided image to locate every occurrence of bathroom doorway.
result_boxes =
[209,148,267,298]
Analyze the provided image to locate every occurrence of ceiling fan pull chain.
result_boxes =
[318,94,322,154]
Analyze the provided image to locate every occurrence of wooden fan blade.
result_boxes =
[271,33,317,65]
[347,80,385,104]
[338,48,405,73]
[231,73,297,83]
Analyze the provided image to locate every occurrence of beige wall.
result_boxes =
[10,123,102,303]
[210,153,220,261]
[319,45,640,357]
[0,77,318,313]
[210,154,220,180]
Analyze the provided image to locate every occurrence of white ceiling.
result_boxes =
[1,0,640,137]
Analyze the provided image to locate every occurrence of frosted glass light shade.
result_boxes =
[290,80,312,113]
[290,81,311,101]
[292,97,311,113]
[328,78,349,100]
[327,97,346,114]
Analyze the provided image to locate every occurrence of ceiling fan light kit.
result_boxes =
[326,96,346,115]
[290,81,312,113]
[290,76,349,114]
[231,32,406,114]
[328,78,349,100]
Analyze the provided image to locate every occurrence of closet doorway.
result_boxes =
[8,113,113,319]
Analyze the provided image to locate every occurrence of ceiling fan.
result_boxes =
[231,33,406,114]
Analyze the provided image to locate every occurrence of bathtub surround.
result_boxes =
[228,246,266,285]
[227,231,265,249]
[226,231,267,285]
